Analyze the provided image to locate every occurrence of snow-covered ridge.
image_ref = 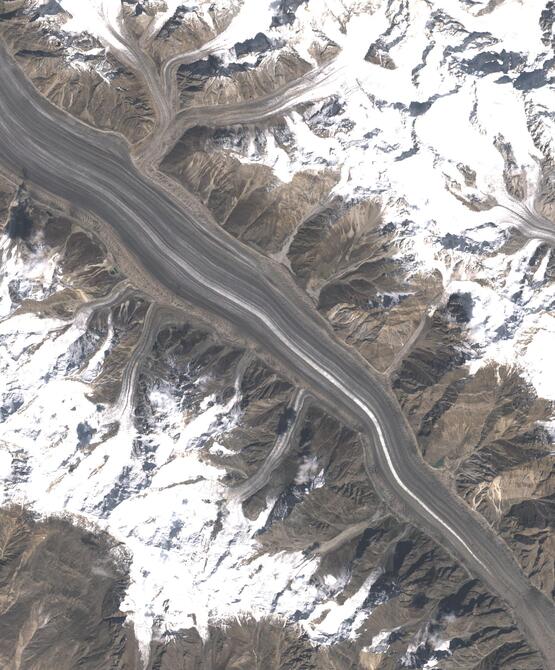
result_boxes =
[173,0,554,417]
[8,0,555,657]
[0,230,378,662]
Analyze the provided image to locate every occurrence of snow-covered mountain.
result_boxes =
[0,1,553,668]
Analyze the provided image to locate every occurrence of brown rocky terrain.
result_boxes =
[154,31,555,602]
[0,176,549,668]
[161,125,442,373]
[124,1,240,67]
[0,1,554,667]
[0,1,154,143]
[390,239,555,604]
[163,122,339,254]
[0,506,140,670]
[161,117,555,623]
[0,481,546,670]
[177,49,313,109]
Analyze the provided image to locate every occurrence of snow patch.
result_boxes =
[0,250,375,662]
[306,570,382,643]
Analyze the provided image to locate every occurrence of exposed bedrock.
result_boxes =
[0,506,140,670]
[0,2,155,143]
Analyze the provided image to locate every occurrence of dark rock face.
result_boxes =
[5,199,33,240]
[440,230,502,253]
[304,96,345,129]
[30,0,62,18]
[234,32,272,58]
[505,495,554,534]
[276,406,297,435]
[157,5,193,37]
[540,1,555,45]
[0,393,24,422]
[417,378,465,441]
[365,42,396,69]
[446,292,473,324]
[178,54,252,83]
[256,482,307,530]
[270,0,308,27]
[461,49,525,75]
[393,328,469,396]
[100,465,134,516]
[408,99,434,116]
[15,48,61,59]
[513,60,555,91]
[77,421,96,447]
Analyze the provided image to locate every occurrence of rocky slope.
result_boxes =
[0,0,553,668]
[0,171,546,668]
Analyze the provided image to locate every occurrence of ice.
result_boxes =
[306,570,382,643]
[365,628,396,653]
[57,0,126,53]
